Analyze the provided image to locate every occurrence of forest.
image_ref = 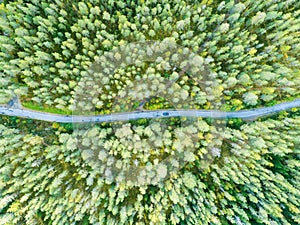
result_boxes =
[0,0,299,224]
[0,0,299,113]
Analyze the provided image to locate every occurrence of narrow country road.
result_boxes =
[0,98,299,123]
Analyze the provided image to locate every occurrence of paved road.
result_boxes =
[0,99,299,123]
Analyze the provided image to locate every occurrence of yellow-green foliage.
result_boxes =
[0,114,300,224]
[0,0,300,224]
[0,0,299,112]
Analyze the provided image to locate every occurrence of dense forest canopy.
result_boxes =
[0,0,299,113]
[0,0,299,225]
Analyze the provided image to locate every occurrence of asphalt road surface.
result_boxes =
[0,98,299,123]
